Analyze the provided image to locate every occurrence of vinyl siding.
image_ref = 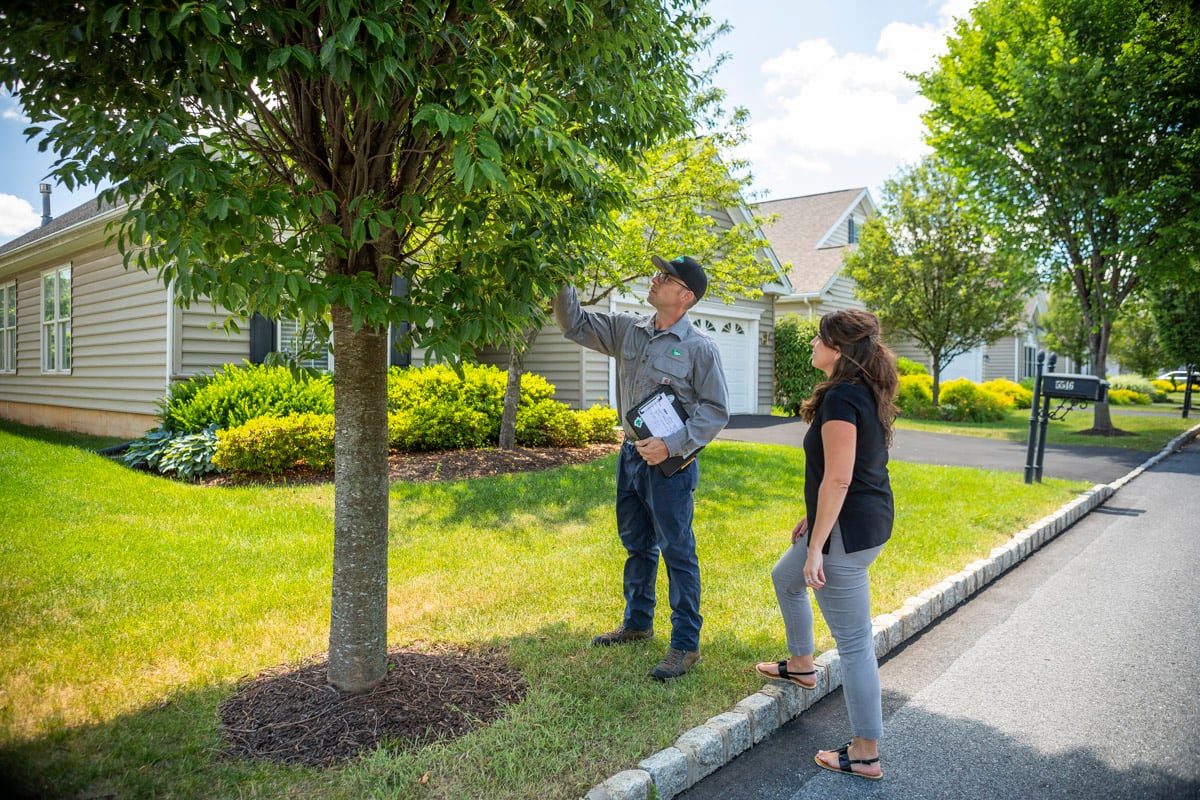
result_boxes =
[0,244,170,419]
[178,304,250,376]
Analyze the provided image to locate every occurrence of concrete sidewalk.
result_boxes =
[583,423,1200,800]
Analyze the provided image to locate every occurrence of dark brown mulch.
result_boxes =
[220,647,526,768]
[201,441,622,487]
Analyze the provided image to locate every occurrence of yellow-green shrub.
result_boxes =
[214,413,335,474]
[1107,388,1151,405]
[575,405,621,444]
[516,399,586,447]
[983,378,1033,409]
[897,374,934,417]
[1151,379,1176,394]
[938,378,1010,422]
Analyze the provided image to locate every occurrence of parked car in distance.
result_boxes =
[1156,368,1200,388]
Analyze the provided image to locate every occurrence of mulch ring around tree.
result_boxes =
[200,442,622,487]
[219,646,527,768]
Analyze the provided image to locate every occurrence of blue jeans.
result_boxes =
[615,441,702,651]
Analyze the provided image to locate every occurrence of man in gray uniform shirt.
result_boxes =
[554,255,730,680]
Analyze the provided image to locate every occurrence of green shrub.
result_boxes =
[157,426,221,479]
[162,363,333,433]
[123,425,220,479]
[122,427,176,471]
[937,378,1010,422]
[389,401,495,451]
[1109,375,1165,403]
[214,414,335,474]
[896,374,934,417]
[982,378,1033,409]
[897,357,929,376]
[575,405,621,444]
[516,399,588,447]
[773,315,822,416]
[1106,388,1151,406]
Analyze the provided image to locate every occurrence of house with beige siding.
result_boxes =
[758,187,1048,384]
[0,198,251,439]
[1,196,791,437]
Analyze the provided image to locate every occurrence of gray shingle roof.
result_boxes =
[756,188,866,294]
[0,194,120,257]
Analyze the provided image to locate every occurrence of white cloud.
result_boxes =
[0,194,40,240]
[737,1,973,200]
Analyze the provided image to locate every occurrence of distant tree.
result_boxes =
[1040,285,1091,370]
[844,156,1037,405]
[1149,274,1200,374]
[1108,293,1166,378]
[919,0,1200,433]
[0,0,710,693]
[485,94,779,448]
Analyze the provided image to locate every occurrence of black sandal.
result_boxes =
[755,660,817,690]
[815,741,883,781]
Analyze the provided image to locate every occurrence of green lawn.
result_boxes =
[0,421,1092,799]
[895,405,1196,451]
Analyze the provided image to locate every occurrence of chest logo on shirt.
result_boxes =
[671,348,682,356]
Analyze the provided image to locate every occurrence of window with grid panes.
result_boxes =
[1,281,15,373]
[41,266,71,372]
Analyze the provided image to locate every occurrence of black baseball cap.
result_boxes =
[651,254,707,300]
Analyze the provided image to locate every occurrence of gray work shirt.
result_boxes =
[553,284,730,458]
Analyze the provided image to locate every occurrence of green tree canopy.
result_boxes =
[843,156,1037,404]
[918,0,1199,431]
[0,0,713,693]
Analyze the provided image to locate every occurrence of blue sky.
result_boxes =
[0,0,974,245]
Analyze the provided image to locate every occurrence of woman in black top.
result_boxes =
[755,309,899,781]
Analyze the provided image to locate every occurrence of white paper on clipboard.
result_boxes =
[636,391,686,438]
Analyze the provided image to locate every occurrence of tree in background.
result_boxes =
[1149,273,1200,388]
[1040,285,1092,370]
[1,0,710,693]
[844,156,1037,405]
[773,315,822,415]
[1108,293,1166,378]
[482,92,779,448]
[919,0,1199,433]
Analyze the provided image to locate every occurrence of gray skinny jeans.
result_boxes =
[771,522,885,739]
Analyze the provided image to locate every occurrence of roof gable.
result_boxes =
[756,187,875,295]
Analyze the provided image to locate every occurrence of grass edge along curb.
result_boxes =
[583,423,1200,800]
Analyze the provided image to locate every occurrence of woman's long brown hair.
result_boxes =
[800,309,900,446]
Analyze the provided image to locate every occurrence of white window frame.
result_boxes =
[277,317,333,371]
[41,266,71,374]
[1,281,16,374]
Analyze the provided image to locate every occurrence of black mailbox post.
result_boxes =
[1025,354,1109,483]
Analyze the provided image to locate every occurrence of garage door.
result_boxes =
[690,315,756,414]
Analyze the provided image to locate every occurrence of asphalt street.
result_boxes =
[681,427,1200,800]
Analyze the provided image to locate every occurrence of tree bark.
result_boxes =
[498,326,541,449]
[1086,324,1116,433]
[327,305,391,693]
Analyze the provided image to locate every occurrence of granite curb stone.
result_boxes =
[582,425,1200,800]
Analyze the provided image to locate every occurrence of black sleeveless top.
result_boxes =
[803,382,894,554]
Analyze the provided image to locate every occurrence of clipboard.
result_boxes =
[625,386,702,477]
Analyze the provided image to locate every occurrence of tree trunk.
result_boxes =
[1087,323,1116,433]
[327,304,391,693]
[498,326,542,450]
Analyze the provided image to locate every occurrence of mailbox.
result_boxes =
[1040,373,1108,402]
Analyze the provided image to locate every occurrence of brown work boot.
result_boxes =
[591,625,654,647]
[649,647,700,681]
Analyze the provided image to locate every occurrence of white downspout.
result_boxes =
[165,278,176,392]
